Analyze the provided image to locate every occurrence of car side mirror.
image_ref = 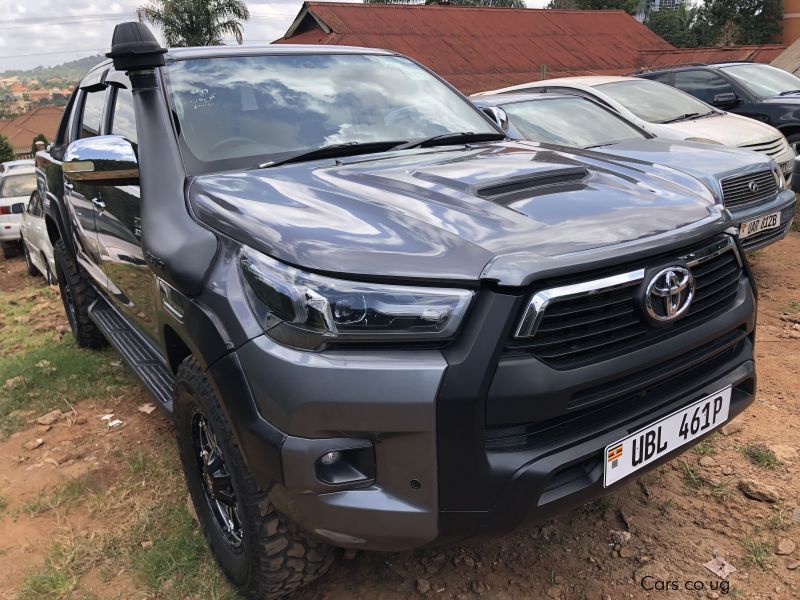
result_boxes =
[63,135,138,185]
[481,106,510,132]
[713,92,739,108]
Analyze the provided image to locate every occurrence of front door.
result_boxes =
[94,83,159,343]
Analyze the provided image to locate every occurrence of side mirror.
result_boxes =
[63,135,138,185]
[712,92,739,108]
[482,106,510,132]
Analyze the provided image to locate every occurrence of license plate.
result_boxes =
[603,386,731,487]
[739,211,781,240]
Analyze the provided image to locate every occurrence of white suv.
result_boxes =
[475,76,797,180]
[0,168,36,259]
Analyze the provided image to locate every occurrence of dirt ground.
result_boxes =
[1,234,799,600]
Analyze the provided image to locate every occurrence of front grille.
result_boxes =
[721,169,778,209]
[505,237,744,369]
[740,137,787,160]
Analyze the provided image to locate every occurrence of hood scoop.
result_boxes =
[475,167,588,200]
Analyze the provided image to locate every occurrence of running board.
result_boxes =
[89,298,175,412]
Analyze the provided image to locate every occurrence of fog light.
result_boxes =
[320,450,341,466]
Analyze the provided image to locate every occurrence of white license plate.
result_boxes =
[603,386,731,487]
[739,211,781,240]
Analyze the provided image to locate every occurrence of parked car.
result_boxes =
[21,190,56,283]
[634,62,800,155]
[474,76,797,181]
[0,159,35,174]
[40,22,757,599]
[0,167,36,259]
[472,92,797,253]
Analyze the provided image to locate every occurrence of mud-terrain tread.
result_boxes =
[175,357,335,599]
[53,239,106,348]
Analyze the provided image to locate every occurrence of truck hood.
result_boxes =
[189,141,730,286]
[654,112,784,147]
[593,138,775,199]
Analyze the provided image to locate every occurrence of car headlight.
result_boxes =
[684,137,723,145]
[240,247,475,350]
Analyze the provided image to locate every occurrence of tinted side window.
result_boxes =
[111,88,137,145]
[674,70,734,104]
[645,72,672,84]
[80,89,107,138]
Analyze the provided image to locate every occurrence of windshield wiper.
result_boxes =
[258,140,407,168]
[778,89,800,96]
[657,112,702,124]
[393,131,506,150]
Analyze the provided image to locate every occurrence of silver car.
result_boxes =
[0,168,36,259]
[21,189,56,283]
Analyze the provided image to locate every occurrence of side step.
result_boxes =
[89,298,175,412]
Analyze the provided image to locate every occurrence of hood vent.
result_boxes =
[476,167,588,199]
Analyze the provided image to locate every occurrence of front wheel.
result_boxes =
[174,357,335,599]
[23,241,39,276]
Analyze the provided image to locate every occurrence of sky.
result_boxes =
[0,0,549,72]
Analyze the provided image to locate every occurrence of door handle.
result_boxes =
[92,198,106,211]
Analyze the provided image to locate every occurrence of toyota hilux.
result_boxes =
[37,23,757,599]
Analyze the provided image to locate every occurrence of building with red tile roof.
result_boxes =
[0,106,64,157]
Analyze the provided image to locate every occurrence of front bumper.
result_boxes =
[729,190,796,253]
[216,255,756,551]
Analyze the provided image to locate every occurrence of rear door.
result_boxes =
[93,74,159,342]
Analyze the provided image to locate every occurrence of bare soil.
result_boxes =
[1,234,799,599]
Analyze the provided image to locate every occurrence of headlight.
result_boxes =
[240,247,475,350]
[684,137,723,145]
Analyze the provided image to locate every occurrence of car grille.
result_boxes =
[720,169,778,209]
[505,237,743,369]
[740,136,788,160]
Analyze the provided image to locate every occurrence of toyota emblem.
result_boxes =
[644,266,695,322]
[748,180,760,193]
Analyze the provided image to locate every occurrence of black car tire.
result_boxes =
[53,239,106,348]
[174,357,335,600]
[2,242,19,259]
[23,241,39,276]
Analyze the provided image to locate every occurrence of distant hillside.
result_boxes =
[1,54,106,84]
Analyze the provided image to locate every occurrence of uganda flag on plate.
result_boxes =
[607,444,623,469]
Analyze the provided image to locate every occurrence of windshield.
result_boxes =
[500,97,646,148]
[720,63,800,97]
[597,80,714,123]
[0,173,36,198]
[165,53,498,172]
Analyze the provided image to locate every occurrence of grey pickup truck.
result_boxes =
[36,23,757,599]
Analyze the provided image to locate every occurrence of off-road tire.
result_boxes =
[53,239,106,348]
[2,242,19,259]
[23,241,39,276]
[174,357,335,599]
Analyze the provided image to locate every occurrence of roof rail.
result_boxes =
[628,62,708,75]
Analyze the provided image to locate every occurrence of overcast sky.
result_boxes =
[0,0,548,72]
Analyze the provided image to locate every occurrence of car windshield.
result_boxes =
[719,63,800,97]
[499,97,646,148]
[0,173,36,198]
[165,53,498,172]
[597,80,714,123]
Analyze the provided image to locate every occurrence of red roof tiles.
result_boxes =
[275,3,674,94]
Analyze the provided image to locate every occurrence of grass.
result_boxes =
[740,443,782,469]
[788,299,800,312]
[581,495,616,514]
[0,495,7,512]
[681,461,704,491]
[742,535,775,570]
[19,538,85,600]
[19,475,94,518]
[695,434,719,456]
[765,502,796,531]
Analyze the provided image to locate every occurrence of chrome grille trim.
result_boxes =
[514,236,740,341]
[720,169,778,209]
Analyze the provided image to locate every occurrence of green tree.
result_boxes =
[31,133,48,156]
[364,0,526,6]
[644,2,702,48]
[546,0,639,15]
[137,0,250,46]
[0,134,14,162]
